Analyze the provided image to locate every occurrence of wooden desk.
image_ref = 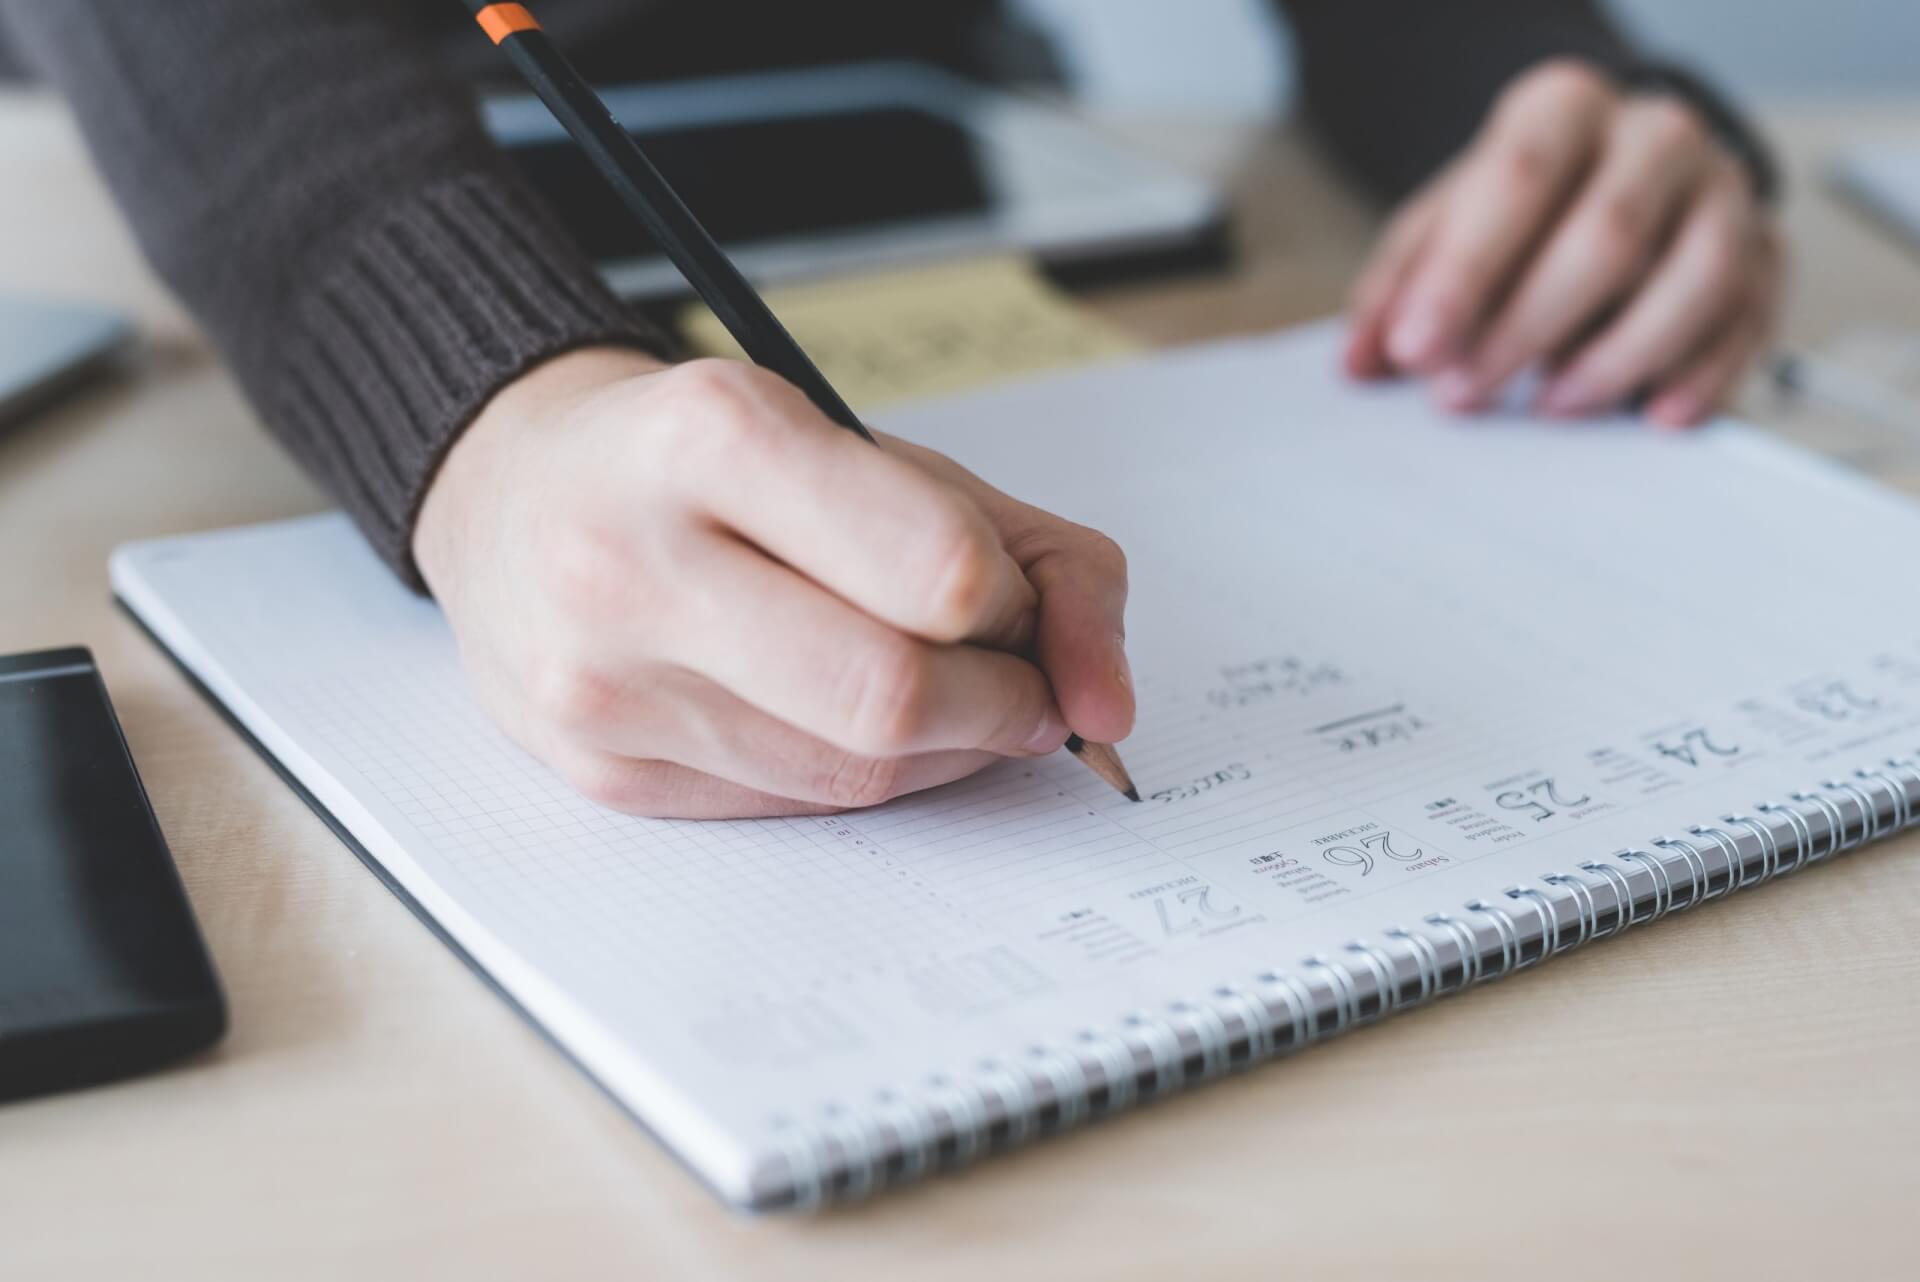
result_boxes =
[3,91,1918,1280]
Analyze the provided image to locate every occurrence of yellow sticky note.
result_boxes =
[678,256,1142,410]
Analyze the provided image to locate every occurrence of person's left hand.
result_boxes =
[1343,59,1785,428]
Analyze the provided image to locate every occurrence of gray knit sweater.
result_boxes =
[0,1,1655,582]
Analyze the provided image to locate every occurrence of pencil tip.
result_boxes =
[1064,737,1139,801]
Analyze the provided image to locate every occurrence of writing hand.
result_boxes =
[1345,59,1785,427]
[413,349,1134,818]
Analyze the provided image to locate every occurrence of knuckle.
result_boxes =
[1416,275,1472,328]
[921,508,1001,636]
[664,356,754,407]
[1511,58,1612,114]
[656,359,768,458]
[1007,520,1128,596]
[1638,97,1709,154]
[838,637,930,756]
[527,654,622,736]
[820,751,902,810]
[1599,190,1654,245]
[1583,196,1653,271]
[1081,528,1129,582]
[1492,137,1559,194]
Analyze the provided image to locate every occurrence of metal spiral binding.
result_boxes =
[762,756,1920,1211]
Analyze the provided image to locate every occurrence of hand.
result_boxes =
[1344,59,1785,427]
[413,348,1134,819]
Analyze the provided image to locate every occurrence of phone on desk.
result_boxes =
[0,648,224,1101]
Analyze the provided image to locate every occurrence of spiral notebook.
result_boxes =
[112,323,1920,1212]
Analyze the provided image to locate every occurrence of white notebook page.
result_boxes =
[113,323,1920,1207]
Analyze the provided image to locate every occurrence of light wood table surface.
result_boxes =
[2,89,1918,1281]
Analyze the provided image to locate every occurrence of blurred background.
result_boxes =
[1024,0,1920,115]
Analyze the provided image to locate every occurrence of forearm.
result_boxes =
[1277,0,1640,203]
[0,1,671,582]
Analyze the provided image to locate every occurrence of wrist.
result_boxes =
[412,345,671,596]
[460,345,672,450]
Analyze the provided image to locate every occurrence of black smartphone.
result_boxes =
[0,647,225,1100]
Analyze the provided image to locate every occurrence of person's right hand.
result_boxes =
[412,347,1135,819]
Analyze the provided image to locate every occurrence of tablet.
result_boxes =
[0,295,132,429]
[487,61,1229,299]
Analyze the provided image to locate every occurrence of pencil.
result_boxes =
[462,2,1138,801]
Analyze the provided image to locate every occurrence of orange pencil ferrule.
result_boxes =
[475,3,540,44]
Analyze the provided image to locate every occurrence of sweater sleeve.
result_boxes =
[1275,0,1641,204]
[0,1,673,583]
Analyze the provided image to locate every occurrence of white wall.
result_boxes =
[1019,0,1920,117]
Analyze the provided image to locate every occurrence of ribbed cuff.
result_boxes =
[266,171,673,587]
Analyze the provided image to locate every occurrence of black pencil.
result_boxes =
[463,1,1137,802]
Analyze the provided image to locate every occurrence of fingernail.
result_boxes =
[1023,709,1071,756]
[1648,395,1696,429]
[1342,340,1377,380]
[1113,639,1133,696]
[1387,303,1441,367]
[1432,367,1478,412]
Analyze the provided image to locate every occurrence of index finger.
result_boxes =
[662,539,1068,761]
[659,360,1037,650]
[905,442,1137,744]
[1345,181,1444,379]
